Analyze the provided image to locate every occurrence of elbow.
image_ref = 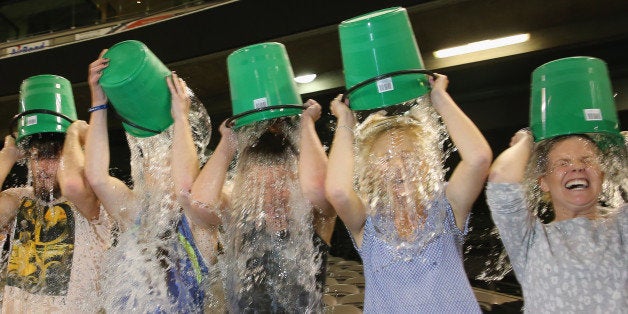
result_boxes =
[174,178,194,200]
[488,163,511,183]
[85,171,109,193]
[59,176,86,201]
[302,175,326,205]
[187,195,222,227]
[468,147,493,174]
[325,182,352,210]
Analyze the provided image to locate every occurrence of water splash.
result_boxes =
[354,95,452,257]
[470,226,513,282]
[219,117,322,312]
[99,90,218,313]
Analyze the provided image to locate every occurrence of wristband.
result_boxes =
[88,104,109,113]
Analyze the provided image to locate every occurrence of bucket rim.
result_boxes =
[533,56,602,72]
[343,69,435,103]
[340,6,405,25]
[9,109,76,140]
[225,104,304,128]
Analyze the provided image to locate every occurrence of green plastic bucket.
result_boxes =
[226,42,303,128]
[530,56,621,143]
[100,40,172,137]
[13,74,77,143]
[339,7,431,111]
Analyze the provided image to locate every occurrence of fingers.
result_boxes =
[88,55,109,83]
[168,72,188,97]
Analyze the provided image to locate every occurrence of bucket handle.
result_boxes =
[342,69,437,103]
[109,106,162,135]
[225,105,305,128]
[8,109,75,139]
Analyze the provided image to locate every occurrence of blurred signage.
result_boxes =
[6,40,50,56]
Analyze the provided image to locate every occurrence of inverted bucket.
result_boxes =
[530,56,621,143]
[339,7,431,111]
[13,74,77,143]
[100,40,172,137]
[226,42,303,128]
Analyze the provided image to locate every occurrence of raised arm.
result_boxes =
[84,49,135,227]
[298,99,336,243]
[427,74,493,229]
[0,135,22,230]
[168,73,203,218]
[58,120,100,220]
[189,120,236,227]
[488,129,534,183]
[325,94,367,245]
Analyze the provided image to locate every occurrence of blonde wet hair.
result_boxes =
[354,97,450,218]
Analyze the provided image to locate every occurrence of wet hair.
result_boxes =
[237,117,299,161]
[527,134,598,177]
[353,98,450,216]
[22,132,65,159]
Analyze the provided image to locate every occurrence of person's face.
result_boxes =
[539,137,604,218]
[29,152,60,195]
[255,165,292,231]
[371,129,428,237]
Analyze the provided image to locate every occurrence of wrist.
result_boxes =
[173,112,190,123]
[89,104,109,113]
[430,88,448,100]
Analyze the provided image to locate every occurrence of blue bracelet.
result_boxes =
[88,104,109,113]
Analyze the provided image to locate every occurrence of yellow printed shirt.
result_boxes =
[7,198,74,295]
[2,195,112,313]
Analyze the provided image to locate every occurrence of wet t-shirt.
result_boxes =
[486,183,627,313]
[356,193,481,313]
[225,227,322,313]
[2,195,111,313]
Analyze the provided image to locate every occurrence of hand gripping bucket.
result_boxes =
[339,7,434,111]
[10,74,77,143]
[530,56,622,145]
[226,42,303,128]
[100,40,172,137]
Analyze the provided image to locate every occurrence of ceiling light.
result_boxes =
[433,33,530,58]
[294,74,317,84]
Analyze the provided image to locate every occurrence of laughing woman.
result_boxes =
[486,129,627,313]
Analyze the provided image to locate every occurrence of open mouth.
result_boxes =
[565,178,589,190]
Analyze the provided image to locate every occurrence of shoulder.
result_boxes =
[1,186,32,200]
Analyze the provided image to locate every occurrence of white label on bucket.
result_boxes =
[584,109,603,121]
[253,98,268,109]
[26,115,37,126]
[377,77,394,93]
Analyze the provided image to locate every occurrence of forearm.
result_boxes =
[489,136,533,183]
[299,116,332,212]
[325,117,365,233]
[0,150,18,188]
[191,137,234,208]
[59,126,100,220]
[84,109,111,187]
[172,116,200,195]
[431,89,492,167]
[84,107,134,224]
